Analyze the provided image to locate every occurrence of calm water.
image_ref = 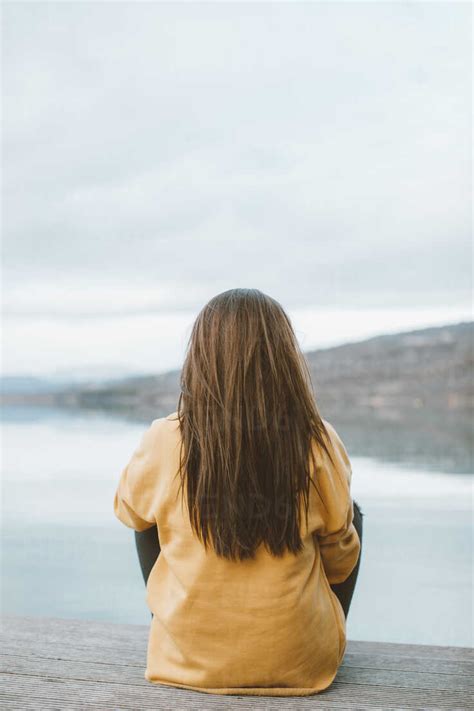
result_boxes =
[2,407,472,647]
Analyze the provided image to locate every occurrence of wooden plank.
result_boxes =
[2,651,472,692]
[3,615,472,663]
[4,641,472,679]
[2,616,474,661]
[342,652,473,677]
[347,639,473,663]
[1,673,472,710]
[1,616,473,710]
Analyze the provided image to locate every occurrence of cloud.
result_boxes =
[2,2,471,373]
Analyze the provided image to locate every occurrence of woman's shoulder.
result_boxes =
[147,412,181,448]
[321,418,341,442]
[149,411,179,429]
[319,418,352,488]
[321,419,350,461]
[127,414,181,485]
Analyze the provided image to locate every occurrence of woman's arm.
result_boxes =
[312,421,361,585]
[113,420,163,532]
[316,496,360,584]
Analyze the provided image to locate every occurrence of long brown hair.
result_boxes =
[176,288,333,561]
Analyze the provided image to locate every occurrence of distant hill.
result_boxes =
[307,321,472,415]
[2,321,472,473]
[306,322,472,474]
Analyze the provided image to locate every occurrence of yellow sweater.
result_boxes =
[113,412,360,697]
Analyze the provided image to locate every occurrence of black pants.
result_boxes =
[135,500,364,620]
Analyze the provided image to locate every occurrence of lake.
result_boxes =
[2,406,472,647]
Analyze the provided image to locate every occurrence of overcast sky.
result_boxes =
[3,2,471,377]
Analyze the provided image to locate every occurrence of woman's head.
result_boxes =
[177,288,332,561]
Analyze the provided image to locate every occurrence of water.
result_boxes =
[2,407,472,647]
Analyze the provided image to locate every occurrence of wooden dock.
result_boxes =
[1,616,472,709]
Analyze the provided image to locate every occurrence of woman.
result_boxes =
[113,288,363,697]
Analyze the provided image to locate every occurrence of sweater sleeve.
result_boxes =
[113,419,163,532]
[312,421,361,585]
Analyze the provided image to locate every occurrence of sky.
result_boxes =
[2,2,472,377]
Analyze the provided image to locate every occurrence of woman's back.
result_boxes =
[114,411,360,696]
